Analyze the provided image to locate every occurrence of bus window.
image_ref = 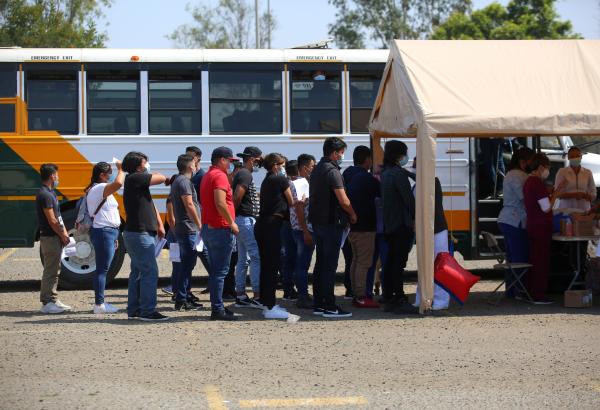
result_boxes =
[291,69,341,133]
[209,70,281,133]
[0,104,15,133]
[149,70,201,134]
[0,66,16,97]
[26,71,78,135]
[349,69,382,133]
[87,70,140,134]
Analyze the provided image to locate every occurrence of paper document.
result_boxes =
[111,157,119,164]
[194,234,204,252]
[169,243,181,262]
[292,178,309,201]
[340,227,351,249]
[61,238,77,259]
[154,238,167,258]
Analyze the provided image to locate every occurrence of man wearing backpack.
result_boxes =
[36,163,72,314]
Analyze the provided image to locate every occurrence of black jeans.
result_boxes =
[342,239,353,294]
[383,226,414,302]
[255,216,284,309]
[312,224,344,310]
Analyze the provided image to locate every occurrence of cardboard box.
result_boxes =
[564,290,593,308]
[573,220,595,236]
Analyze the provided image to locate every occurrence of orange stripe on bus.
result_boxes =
[445,210,470,231]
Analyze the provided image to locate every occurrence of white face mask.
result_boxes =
[144,162,151,173]
[541,168,550,180]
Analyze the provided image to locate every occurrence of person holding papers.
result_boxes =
[523,153,560,305]
[170,154,204,311]
[86,160,125,314]
[122,151,168,321]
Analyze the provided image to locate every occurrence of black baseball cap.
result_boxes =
[237,146,262,158]
[211,147,239,162]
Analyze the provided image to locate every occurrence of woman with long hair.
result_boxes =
[86,161,124,314]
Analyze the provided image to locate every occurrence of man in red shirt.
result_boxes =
[200,147,240,320]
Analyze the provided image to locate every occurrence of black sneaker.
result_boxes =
[188,292,201,303]
[187,299,204,308]
[313,307,325,316]
[296,295,314,310]
[222,293,237,302]
[127,312,140,320]
[322,306,353,318]
[139,311,170,322]
[210,309,238,321]
[344,290,354,300]
[235,294,264,309]
[393,302,419,315]
[200,288,210,294]
[283,289,299,301]
[174,300,202,311]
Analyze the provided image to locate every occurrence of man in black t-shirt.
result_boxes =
[231,146,264,308]
[36,163,71,314]
[122,151,169,322]
[309,137,357,319]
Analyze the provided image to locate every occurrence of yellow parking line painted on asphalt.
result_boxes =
[239,396,368,408]
[203,385,228,410]
[0,249,17,263]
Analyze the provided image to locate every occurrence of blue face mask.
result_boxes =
[252,165,260,173]
[52,179,59,188]
[228,162,235,174]
[399,156,409,167]
[314,75,326,81]
[336,153,344,167]
[278,168,287,178]
[107,173,116,183]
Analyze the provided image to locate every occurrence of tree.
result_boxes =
[0,0,111,47]
[432,0,581,40]
[168,0,277,49]
[328,0,472,48]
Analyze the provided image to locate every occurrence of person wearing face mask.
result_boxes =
[523,153,560,304]
[497,147,535,298]
[86,160,125,314]
[36,163,72,314]
[254,153,295,319]
[309,137,357,318]
[200,147,240,321]
[380,140,418,314]
[122,151,168,321]
[231,146,264,309]
[554,146,596,211]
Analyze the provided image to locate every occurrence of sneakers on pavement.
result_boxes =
[263,307,290,319]
[40,302,65,314]
[393,302,419,315]
[343,290,354,300]
[313,307,325,316]
[235,294,264,309]
[54,300,72,311]
[322,306,352,318]
[353,297,380,309]
[174,300,202,311]
[283,289,299,301]
[222,293,237,301]
[210,309,237,321]
[139,312,170,322]
[93,303,119,314]
[161,286,173,296]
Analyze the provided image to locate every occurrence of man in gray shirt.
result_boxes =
[170,154,203,311]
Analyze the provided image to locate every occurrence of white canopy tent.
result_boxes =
[369,40,600,312]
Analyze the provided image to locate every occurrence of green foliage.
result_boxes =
[328,0,472,48]
[0,0,111,47]
[168,0,277,49]
[432,0,581,39]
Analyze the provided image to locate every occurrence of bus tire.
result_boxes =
[39,207,125,290]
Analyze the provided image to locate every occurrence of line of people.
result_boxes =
[36,137,445,319]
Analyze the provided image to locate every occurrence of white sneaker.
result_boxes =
[263,307,289,319]
[40,302,65,314]
[93,303,119,314]
[54,300,72,311]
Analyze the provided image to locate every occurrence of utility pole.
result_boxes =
[255,0,260,48]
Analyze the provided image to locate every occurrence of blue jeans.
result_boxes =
[123,231,159,317]
[292,230,315,297]
[498,222,529,296]
[235,216,260,294]
[280,221,296,293]
[203,226,235,311]
[176,232,198,303]
[312,224,344,310]
[366,233,388,297]
[90,226,119,305]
